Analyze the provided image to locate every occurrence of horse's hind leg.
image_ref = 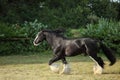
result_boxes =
[84,42,104,74]
[89,55,104,74]
[60,58,71,74]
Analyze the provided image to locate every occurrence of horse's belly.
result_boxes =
[66,53,80,57]
[65,46,81,56]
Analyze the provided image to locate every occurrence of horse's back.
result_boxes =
[64,38,88,56]
[80,38,99,54]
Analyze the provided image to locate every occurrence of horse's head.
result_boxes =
[33,30,46,46]
[33,29,65,46]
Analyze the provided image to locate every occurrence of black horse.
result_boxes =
[33,29,116,74]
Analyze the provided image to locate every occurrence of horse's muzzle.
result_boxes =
[33,41,39,46]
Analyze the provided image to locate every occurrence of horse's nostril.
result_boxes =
[34,41,37,44]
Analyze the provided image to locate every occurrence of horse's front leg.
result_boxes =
[60,58,71,74]
[49,55,61,65]
[49,55,61,73]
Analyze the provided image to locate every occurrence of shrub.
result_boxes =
[0,20,49,55]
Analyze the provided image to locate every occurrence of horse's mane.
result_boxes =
[42,29,65,33]
[42,29,66,38]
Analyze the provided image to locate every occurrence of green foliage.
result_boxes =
[0,0,119,28]
[90,0,119,19]
[0,23,17,38]
[0,20,49,55]
[22,19,48,37]
[0,19,48,38]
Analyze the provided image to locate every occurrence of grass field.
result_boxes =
[0,52,120,80]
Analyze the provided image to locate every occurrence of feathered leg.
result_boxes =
[60,58,71,74]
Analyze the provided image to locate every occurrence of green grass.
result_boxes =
[0,52,120,80]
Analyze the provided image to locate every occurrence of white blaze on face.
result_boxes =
[89,56,103,74]
[33,33,39,46]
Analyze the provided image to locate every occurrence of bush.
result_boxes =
[0,20,49,55]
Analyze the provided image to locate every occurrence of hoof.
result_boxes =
[93,65,103,75]
[50,63,59,73]
[60,64,71,75]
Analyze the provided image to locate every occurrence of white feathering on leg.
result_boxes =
[50,63,60,73]
[93,63,103,74]
[89,56,103,74]
[60,64,71,74]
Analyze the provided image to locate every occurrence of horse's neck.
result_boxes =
[45,33,64,48]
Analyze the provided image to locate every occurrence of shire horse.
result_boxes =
[33,29,116,74]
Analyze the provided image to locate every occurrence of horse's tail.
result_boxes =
[99,41,116,66]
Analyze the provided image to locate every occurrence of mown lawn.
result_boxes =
[0,52,120,80]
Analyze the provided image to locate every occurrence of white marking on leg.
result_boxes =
[89,56,103,74]
[49,63,60,73]
[60,64,71,74]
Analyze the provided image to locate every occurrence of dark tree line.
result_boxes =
[0,0,119,28]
